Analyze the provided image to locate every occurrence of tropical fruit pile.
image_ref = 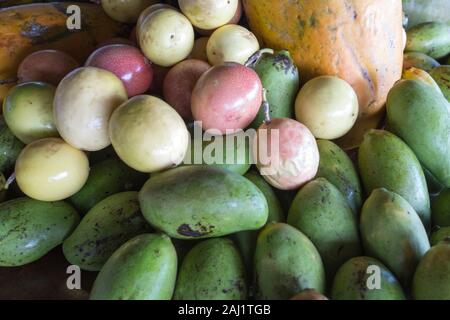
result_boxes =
[0,0,449,300]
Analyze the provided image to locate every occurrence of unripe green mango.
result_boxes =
[69,158,147,214]
[360,189,430,287]
[63,192,151,271]
[331,257,406,300]
[386,80,450,188]
[358,129,431,229]
[432,189,450,227]
[174,238,247,300]
[90,234,177,300]
[431,227,450,246]
[0,116,24,174]
[429,65,450,102]
[316,140,362,213]
[403,0,450,28]
[412,239,450,300]
[288,178,362,279]
[139,166,268,239]
[403,52,440,72]
[253,223,326,300]
[406,22,450,59]
[249,50,299,128]
[0,197,79,266]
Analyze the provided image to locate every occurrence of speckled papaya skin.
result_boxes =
[0,197,79,266]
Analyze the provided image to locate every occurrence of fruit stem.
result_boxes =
[262,88,271,125]
[244,48,275,68]
[5,172,15,190]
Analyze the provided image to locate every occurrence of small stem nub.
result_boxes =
[262,88,271,125]
[244,48,275,68]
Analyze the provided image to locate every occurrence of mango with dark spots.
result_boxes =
[90,233,177,300]
[0,197,79,266]
[174,238,247,300]
[63,191,151,271]
[139,166,268,239]
[0,116,24,174]
[331,256,405,300]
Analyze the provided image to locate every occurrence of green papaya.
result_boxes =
[90,234,177,300]
[430,65,450,102]
[288,178,361,279]
[174,238,247,300]
[360,189,430,287]
[406,22,450,59]
[0,197,79,266]
[358,129,431,229]
[139,166,268,239]
[412,239,450,300]
[432,188,450,227]
[253,223,326,300]
[69,158,147,214]
[386,80,450,188]
[0,116,24,174]
[316,140,362,213]
[249,50,300,128]
[63,192,151,271]
[331,256,406,300]
[403,52,440,72]
[403,0,450,28]
[431,227,450,246]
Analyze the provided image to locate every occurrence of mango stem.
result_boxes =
[244,48,275,68]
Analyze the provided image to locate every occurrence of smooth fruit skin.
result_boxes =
[207,25,259,65]
[429,66,450,102]
[360,189,430,287]
[135,3,175,40]
[412,239,450,300]
[290,289,328,300]
[331,256,405,300]
[403,0,450,28]
[0,197,79,266]
[15,138,89,202]
[179,0,238,30]
[85,44,153,97]
[54,67,128,152]
[253,223,326,300]
[358,130,431,229]
[253,118,319,190]
[432,189,450,227]
[90,234,177,300]
[431,227,450,246]
[69,158,147,214]
[403,52,440,72]
[316,140,362,213]
[174,238,247,300]
[0,116,24,173]
[17,50,79,86]
[101,0,159,23]
[288,178,361,279]
[163,59,211,121]
[139,165,269,239]
[63,192,151,271]
[191,63,262,134]
[406,22,450,59]
[3,82,58,144]
[109,95,189,173]
[386,79,450,188]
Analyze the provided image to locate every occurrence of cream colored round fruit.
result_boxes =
[15,138,89,201]
[136,3,174,40]
[207,24,259,65]
[179,0,238,30]
[295,76,359,140]
[139,8,195,67]
[54,67,128,151]
[101,0,159,23]
[109,95,189,173]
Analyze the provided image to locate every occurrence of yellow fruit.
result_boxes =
[179,0,238,30]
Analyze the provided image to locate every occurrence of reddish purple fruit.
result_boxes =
[85,44,153,97]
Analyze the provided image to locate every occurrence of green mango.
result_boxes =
[253,222,326,300]
[249,50,299,128]
[431,227,450,246]
[358,129,431,229]
[412,239,450,300]
[403,52,440,72]
[69,158,147,214]
[424,166,445,196]
[432,188,450,227]
[316,140,362,213]
[430,65,450,102]
[360,188,430,287]
[139,166,268,239]
[0,197,79,266]
[288,178,361,279]
[0,116,24,174]
[174,238,247,300]
[406,22,450,59]
[403,0,450,28]
[63,192,151,271]
[331,257,406,300]
[386,80,450,188]
[90,233,177,300]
